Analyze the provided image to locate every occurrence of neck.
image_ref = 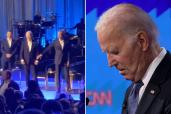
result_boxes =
[134,44,161,82]
[59,38,63,41]
[4,79,10,83]
[148,43,161,62]
[7,37,12,40]
[27,39,32,42]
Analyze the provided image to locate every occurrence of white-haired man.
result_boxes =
[20,31,39,86]
[95,3,171,114]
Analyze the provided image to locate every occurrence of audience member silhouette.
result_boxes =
[24,80,44,100]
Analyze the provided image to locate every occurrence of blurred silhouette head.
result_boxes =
[17,108,45,114]
[2,70,11,81]
[27,80,39,91]
[41,100,63,114]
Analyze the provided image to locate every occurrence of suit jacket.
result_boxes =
[0,80,20,90]
[122,51,171,114]
[20,40,38,65]
[42,39,70,65]
[1,39,17,60]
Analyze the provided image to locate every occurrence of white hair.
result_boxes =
[26,31,33,36]
[95,3,159,41]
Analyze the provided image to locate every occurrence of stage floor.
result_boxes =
[8,69,85,100]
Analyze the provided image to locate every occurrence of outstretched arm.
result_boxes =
[36,41,55,59]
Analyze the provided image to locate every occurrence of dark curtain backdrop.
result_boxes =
[0,0,85,39]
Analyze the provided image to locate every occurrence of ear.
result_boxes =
[136,31,149,51]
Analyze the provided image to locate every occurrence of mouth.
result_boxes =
[116,65,127,75]
[117,68,127,75]
[119,70,126,75]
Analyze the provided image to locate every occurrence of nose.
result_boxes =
[107,53,117,67]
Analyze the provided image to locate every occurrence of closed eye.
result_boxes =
[109,50,119,55]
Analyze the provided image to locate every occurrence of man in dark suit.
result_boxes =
[20,31,39,86]
[1,31,17,70]
[95,3,171,114]
[37,30,71,92]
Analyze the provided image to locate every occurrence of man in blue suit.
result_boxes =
[20,31,39,86]
[37,30,71,92]
[1,31,17,70]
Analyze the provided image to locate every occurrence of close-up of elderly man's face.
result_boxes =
[97,31,147,82]
[95,4,158,82]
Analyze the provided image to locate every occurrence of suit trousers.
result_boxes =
[55,64,70,91]
[1,57,14,70]
[24,64,37,86]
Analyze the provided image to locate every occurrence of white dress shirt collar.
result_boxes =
[27,40,32,52]
[139,47,167,102]
[7,38,12,47]
[59,38,64,50]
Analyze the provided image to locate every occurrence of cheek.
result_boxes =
[117,56,130,67]
[119,52,138,70]
[128,51,141,73]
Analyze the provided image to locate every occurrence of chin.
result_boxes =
[124,75,134,81]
